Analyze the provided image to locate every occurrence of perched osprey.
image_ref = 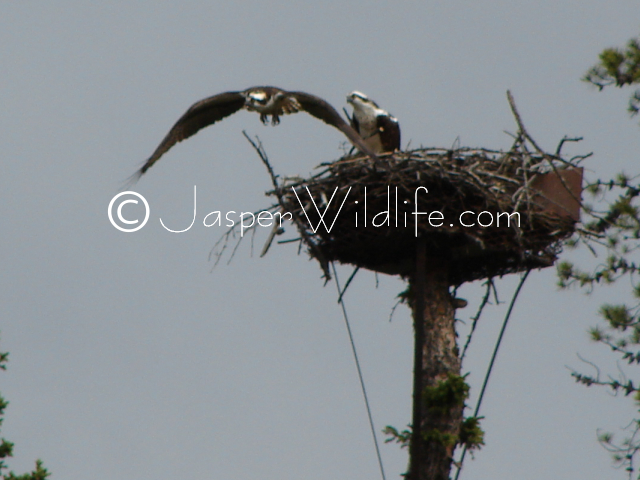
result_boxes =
[346,91,400,154]
[133,86,378,179]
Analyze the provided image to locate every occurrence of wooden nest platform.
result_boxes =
[268,146,583,285]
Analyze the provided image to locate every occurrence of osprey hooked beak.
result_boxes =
[347,91,375,107]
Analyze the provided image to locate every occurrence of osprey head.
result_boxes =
[245,90,270,108]
[347,91,380,109]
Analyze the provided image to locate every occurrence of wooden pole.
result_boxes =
[408,242,463,480]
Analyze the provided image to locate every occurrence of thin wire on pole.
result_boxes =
[408,237,427,480]
[454,268,531,480]
[331,262,386,480]
[460,278,494,362]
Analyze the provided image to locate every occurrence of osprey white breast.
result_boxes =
[347,91,400,154]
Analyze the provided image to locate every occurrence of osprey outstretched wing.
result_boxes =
[133,86,378,180]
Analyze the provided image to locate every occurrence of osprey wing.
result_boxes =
[289,91,379,160]
[349,110,360,133]
[377,114,401,152]
[134,91,246,178]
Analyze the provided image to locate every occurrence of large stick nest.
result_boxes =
[266,143,584,285]
[254,93,586,285]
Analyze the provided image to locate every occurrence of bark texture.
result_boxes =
[408,246,463,480]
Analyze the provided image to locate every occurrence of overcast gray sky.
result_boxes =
[2,2,640,479]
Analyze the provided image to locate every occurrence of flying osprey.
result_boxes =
[346,91,400,154]
[133,86,378,179]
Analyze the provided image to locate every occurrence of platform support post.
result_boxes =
[407,240,462,480]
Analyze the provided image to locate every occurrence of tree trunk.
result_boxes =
[408,241,462,480]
